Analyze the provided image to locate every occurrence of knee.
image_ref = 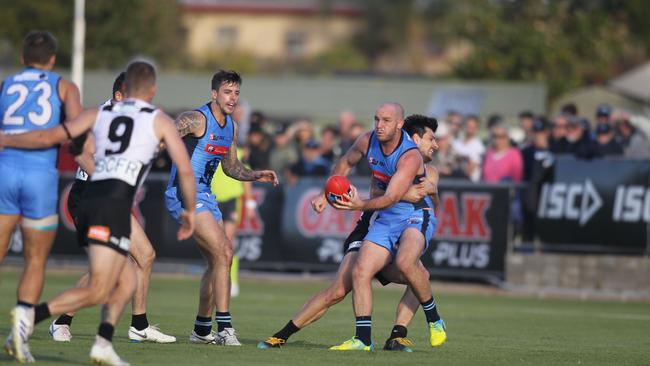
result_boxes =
[395,256,412,274]
[209,243,233,267]
[140,248,156,269]
[87,282,112,305]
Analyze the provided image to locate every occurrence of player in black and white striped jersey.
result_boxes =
[49,72,177,345]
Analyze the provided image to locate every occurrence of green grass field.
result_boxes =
[1,270,649,366]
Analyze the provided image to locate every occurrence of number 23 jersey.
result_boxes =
[0,67,63,167]
[91,98,159,188]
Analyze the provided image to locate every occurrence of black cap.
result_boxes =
[596,103,611,117]
[596,123,611,135]
[533,118,549,132]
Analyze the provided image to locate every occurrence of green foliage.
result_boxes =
[307,43,370,74]
[0,0,185,69]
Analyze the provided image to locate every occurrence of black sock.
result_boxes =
[55,314,74,326]
[388,325,408,340]
[421,297,441,323]
[194,316,212,337]
[272,320,300,341]
[16,300,34,308]
[98,322,114,342]
[131,313,149,331]
[34,303,51,324]
[355,316,372,346]
[215,311,232,332]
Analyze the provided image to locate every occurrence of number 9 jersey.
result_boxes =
[0,67,63,167]
[91,99,160,190]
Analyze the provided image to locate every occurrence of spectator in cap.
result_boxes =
[549,114,570,154]
[596,103,611,125]
[616,118,650,158]
[482,124,523,183]
[518,111,535,147]
[561,103,578,117]
[594,123,623,157]
[431,122,467,179]
[567,117,598,159]
[521,117,552,182]
[520,117,553,242]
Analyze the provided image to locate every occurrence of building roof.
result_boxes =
[609,62,650,104]
[179,0,362,16]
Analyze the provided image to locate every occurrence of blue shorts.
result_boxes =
[164,187,222,223]
[0,161,58,219]
[364,206,435,258]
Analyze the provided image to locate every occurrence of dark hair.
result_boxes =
[112,72,126,96]
[125,61,156,94]
[519,111,534,119]
[22,30,58,65]
[211,70,242,91]
[561,103,578,116]
[403,114,438,138]
[322,125,339,137]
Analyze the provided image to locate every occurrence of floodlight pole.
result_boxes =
[72,0,86,101]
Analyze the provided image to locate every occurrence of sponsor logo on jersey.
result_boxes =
[210,133,216,140]
[368,157,386,167]
[88,225,110,243]
[371,170,391,183]
[205,144,230,156]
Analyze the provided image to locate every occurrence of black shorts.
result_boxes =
[67,179,88,247]
[341,211,391,286]
[76,196,132,256]
[219,198,239,224]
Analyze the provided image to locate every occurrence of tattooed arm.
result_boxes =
[221,120,278,184]
[175,110,205,138]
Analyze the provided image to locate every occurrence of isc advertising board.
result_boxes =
[535,157,650,253]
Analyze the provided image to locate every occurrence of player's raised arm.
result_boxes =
[221,121,278,185]
[332,131,370,177]
[334,149,421,211]
[156,112,196,240]
[0,108,98,150]
[174,110,205,138]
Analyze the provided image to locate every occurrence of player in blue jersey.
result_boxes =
[258,112,445,352]
[0,30,82,354]
[165,70,278,346]
[325,103,444,351]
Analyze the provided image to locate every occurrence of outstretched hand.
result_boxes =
[254,170,279,186]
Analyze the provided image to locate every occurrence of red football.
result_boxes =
[325,175,352,206]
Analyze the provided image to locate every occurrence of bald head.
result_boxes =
[378,102,404,120]
[374,102,406,143]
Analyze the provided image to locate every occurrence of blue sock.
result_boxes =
[194,316,212,336]
[421,297,441,323]
[215,311,232,332]
[355,316,372,346]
